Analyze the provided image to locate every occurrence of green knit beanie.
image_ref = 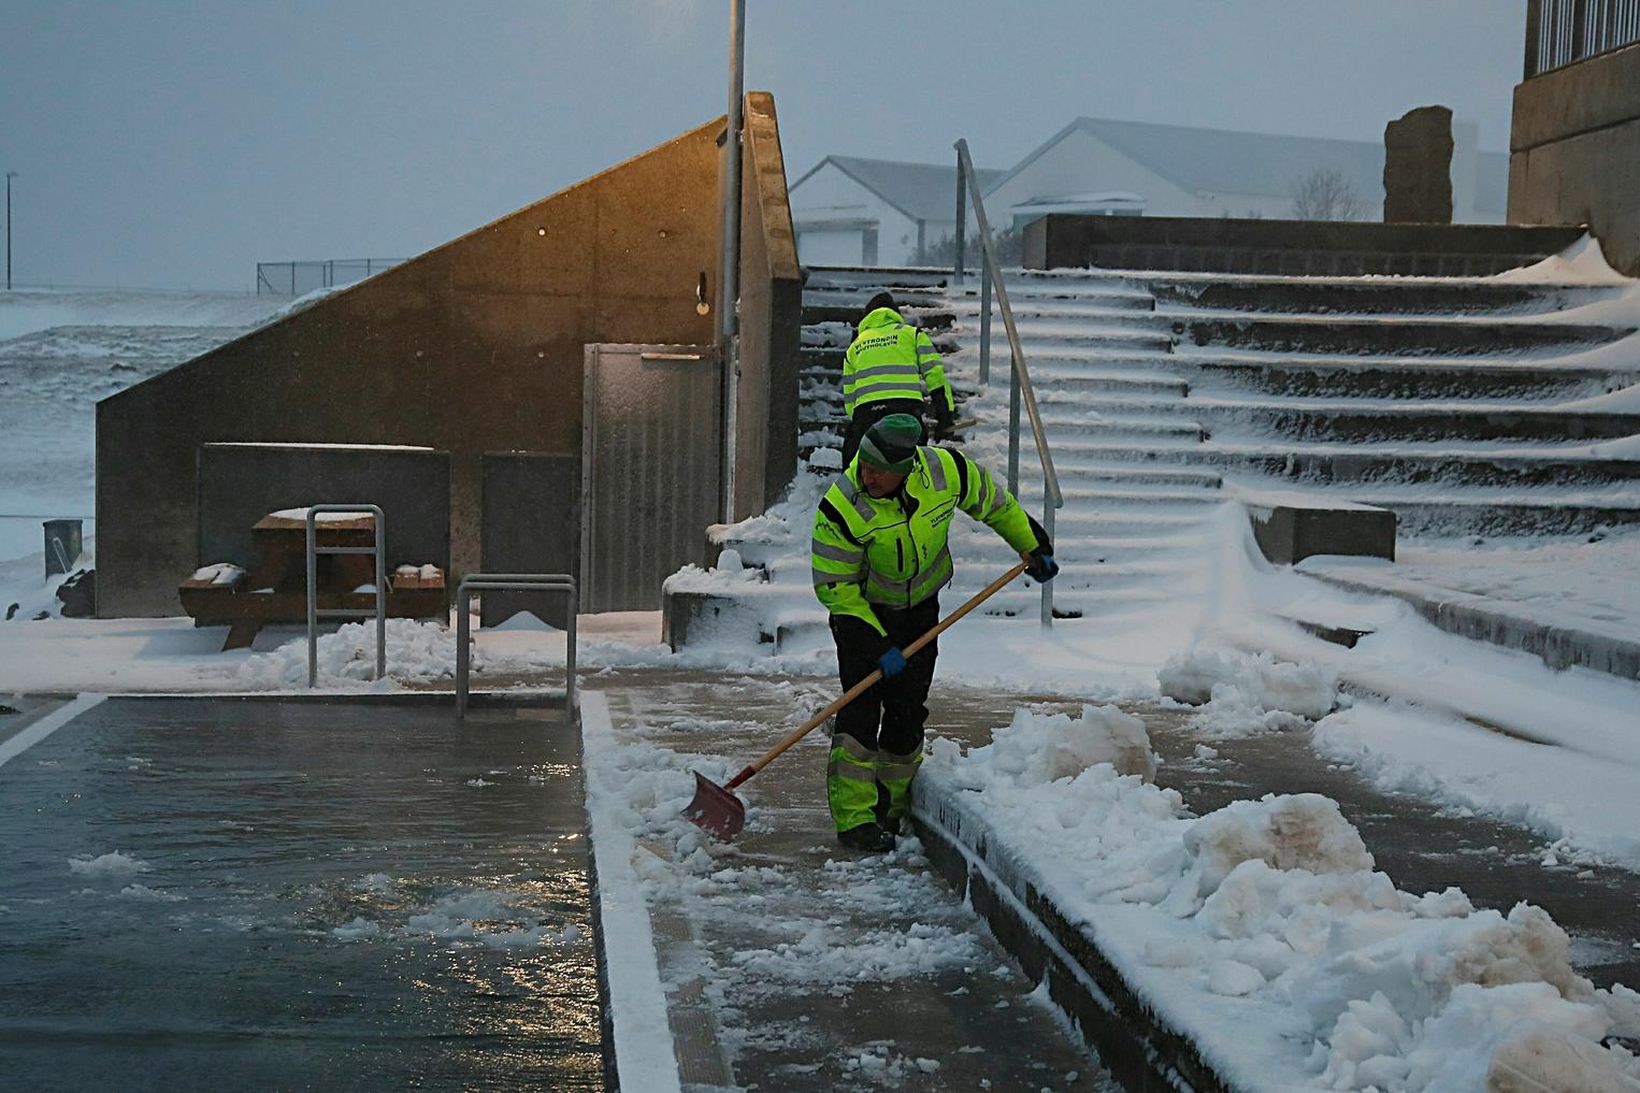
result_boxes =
[858,413,921,473]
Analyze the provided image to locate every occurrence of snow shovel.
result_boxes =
[682,557,1031,841]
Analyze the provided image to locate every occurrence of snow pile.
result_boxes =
[1492,234,1634,286]
[233,617,456,688]
[926,709,1640,1090]
[1159,646,1337,737]
[939,704,1156,787]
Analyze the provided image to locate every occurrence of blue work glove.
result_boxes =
[877,646,907,679]
[1026,550,1059,583]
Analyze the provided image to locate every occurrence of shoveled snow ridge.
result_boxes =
[913,707,1640,1092]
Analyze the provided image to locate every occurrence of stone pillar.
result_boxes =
[1383,105,1454,223]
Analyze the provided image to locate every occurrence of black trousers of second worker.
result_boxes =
[830,596,941,756]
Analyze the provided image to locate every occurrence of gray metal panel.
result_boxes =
[480,452,579,628]
[581,345,722,613]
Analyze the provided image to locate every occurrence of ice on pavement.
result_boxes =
[924,708,1640,1091]
[67,850,151,878]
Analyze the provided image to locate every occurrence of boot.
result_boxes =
[837,822,896,853]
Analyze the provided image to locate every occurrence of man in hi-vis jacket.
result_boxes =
[839,292,957,467]
[810,413,1058,851]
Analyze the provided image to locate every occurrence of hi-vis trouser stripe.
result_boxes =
[827,733,881,833]
[875,746,923,822]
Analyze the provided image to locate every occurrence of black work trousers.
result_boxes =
[830,596,941,756]
[840,398,927,468]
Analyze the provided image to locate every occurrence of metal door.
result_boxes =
[581,344,722,612]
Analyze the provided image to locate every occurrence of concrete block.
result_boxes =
[1245,496,1396,565]
[661,589,772,652]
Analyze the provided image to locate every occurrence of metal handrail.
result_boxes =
[954,139,1065,627]
[455,573,578,719]
[306,504,387,687]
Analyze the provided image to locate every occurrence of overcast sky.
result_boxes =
[0,1,1525,291]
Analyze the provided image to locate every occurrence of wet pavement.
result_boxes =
[0,696,600,1092]
[594,669,1115,1092]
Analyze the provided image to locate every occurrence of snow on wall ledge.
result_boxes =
[911,707,1640,1092]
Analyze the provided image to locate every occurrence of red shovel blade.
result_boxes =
[681,770,746,841]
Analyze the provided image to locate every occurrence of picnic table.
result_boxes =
[179,509,446,651]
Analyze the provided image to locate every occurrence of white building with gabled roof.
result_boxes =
[789,155,1005,267]
[983,116,1508,231]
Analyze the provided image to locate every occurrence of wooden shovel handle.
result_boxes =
[724,558,1030,790]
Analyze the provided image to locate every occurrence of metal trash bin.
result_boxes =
[43,519,82,577]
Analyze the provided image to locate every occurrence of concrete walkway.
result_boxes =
[590,665,1640,1089]
[591,669,1114,1093]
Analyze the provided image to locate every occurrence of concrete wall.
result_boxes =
[1023,214,1584,276]
[98,115,726,616]
[196,444,452,580]
[1509,41,1640,276]
[737,92,803,516]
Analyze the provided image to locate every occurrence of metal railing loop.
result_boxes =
[455,574,578,719]
[953,139,1065,627]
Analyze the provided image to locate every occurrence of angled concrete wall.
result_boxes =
[1509,42,1640,276]
[98,117,725,616]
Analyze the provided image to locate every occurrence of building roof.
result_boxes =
[990,116,1507,215]
[790,155,1007,224]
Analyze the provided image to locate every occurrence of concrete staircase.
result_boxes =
[669,263,1640,652]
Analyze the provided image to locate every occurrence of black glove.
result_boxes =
[931,400,957,441]
[1024,513,1057,582]
[1026,548,1059,583]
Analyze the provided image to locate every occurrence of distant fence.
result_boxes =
[255,258,403,296]
[1525,0,1640,77]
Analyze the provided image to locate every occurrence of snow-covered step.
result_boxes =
[1017,369,1189,398]
[1149,275,1627,317]
[1185,356,1636,402]
[1176,314,1633,357]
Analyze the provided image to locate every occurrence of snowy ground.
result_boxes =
[3,282,1639,1087]
[0,287,301,558]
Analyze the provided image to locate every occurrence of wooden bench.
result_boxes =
[179,511,446,651]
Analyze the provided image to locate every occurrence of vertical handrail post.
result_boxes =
[953,148,966,286]
[456,586,471,719]
[306,519,318,687]
[1040,501,1056,627]
[1008,348,1021,496]
[979,267,992,385]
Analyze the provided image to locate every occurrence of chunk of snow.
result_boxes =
[190,562,243,585]
[68,851,150,878]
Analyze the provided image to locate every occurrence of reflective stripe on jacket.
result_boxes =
[811,445,1040,636]
[841,307,955,419]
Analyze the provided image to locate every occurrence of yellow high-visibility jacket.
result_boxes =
[841,307,955,419]
[811,445,1040,635]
